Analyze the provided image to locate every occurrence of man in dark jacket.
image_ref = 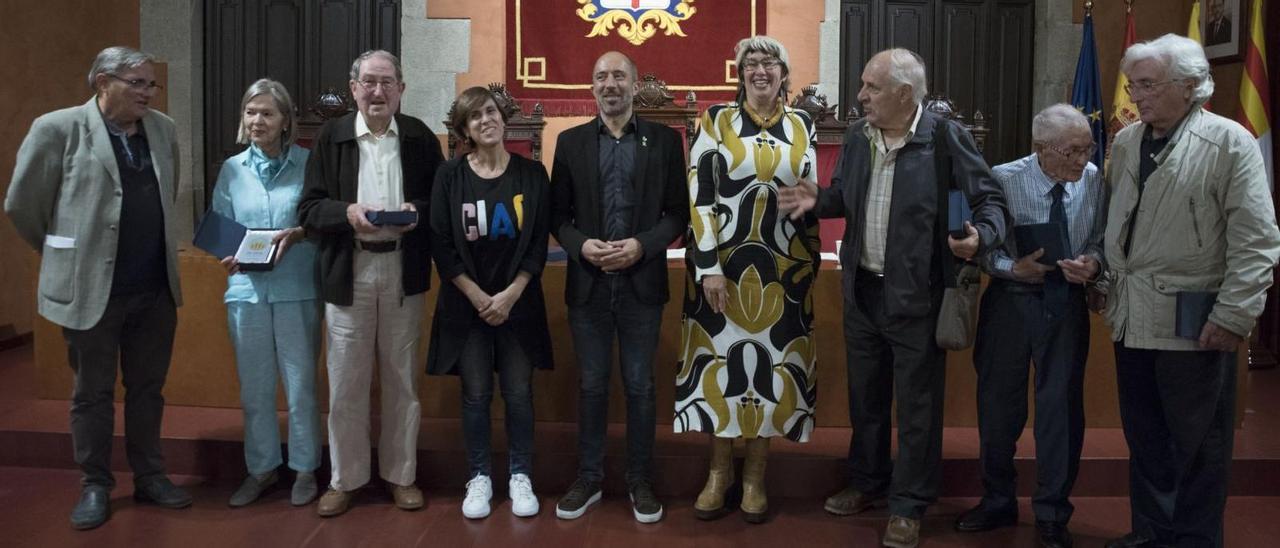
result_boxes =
[781,48,1007,548]
[297,49,443,518]
[550,51,689,523]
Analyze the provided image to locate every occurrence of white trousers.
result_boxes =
[325,249,424,490]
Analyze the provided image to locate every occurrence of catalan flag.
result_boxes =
[1071,10,1106,168]
[1108,4,1140,143]
[1188,1,1202,43]
[1237,0,1272,187]
[1188,1,1212,111]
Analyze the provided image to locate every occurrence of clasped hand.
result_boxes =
[581,238,643,272]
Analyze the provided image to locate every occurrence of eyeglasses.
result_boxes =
[1040,141,1096,160]
[109,74,163,91]
[741,58,782,71]
[356,79,399,92]
[1123,79,1184,97]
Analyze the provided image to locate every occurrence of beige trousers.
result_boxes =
[325,249,424,491]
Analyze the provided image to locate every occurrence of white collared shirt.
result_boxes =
[860,105,924,273]
[355,112,403,241]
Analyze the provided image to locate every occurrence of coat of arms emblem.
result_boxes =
[576,0,697,46]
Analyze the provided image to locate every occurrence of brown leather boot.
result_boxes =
[693,436,735,520]
[740,436,769,523]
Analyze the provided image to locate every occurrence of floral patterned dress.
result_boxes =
[676,101,820,442]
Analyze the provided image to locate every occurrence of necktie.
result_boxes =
[1045,183,1068,313]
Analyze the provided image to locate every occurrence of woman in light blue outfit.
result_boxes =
[212,78,321,507]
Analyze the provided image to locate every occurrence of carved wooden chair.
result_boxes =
[632,73,700,156]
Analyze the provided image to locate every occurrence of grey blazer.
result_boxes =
[5,98,183,329]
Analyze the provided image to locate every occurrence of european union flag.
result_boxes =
[1071,12,1106,168]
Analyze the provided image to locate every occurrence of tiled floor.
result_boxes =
[5,343,1280,546]
[3,466,1280,547]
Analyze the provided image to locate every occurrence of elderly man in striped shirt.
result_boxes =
[955,104,1106,548]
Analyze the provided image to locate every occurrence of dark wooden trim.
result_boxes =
[0,332,33,352]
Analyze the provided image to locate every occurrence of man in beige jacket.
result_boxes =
[1101,34,1280,548]
[5,46,188,530]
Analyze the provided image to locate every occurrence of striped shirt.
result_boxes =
[859,105,923,272]
[983,153,1106,280]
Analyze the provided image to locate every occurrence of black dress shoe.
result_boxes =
[70,486,110,530]
[1104,532,1155,548]
[954,503,1018,532]
[133,476,193,509]
[1036,520,1074,548]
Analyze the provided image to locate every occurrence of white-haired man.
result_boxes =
[781,48,1008,548]
[1103,34,1279,548]
[6,46,189,530]
[954,104,1106,548]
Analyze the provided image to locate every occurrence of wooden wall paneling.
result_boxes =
[935,1,987,127]
[317,0,361,95]
[884,1,934,72]
[838,0,1034,165]
[374,0,400,52]
[262,0,303,102]
[838,0,873,119]
[205,0,400,205]
[986,1,1033,164]
[205,0,249,199]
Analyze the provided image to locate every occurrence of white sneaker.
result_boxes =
[508,473,540,517]
[462,475,492,519]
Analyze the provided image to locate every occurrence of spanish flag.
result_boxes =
[1237,0,1272,187]
[1108,4,1140,143]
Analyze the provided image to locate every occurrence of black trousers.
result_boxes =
[843,269,946,519]
[1114,344,1235,548]
[972,281,1088,523]
[62,289,177,489]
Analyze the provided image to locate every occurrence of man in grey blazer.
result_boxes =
[5,46,189,530]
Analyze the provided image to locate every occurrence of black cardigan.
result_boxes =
[425,153,553,375]
[297,112,444,305]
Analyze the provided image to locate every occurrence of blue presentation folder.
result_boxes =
[948,190,973,238]
[193,210,246,260]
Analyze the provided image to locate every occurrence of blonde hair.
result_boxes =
[235,79,298,148]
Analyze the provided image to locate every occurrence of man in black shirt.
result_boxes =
[550,51,689,523]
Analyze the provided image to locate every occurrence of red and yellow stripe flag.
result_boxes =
[1237,0,1273,187]
[1108,4,1140,142]
[1188,1,1213,111]
[1188,0,1203,43]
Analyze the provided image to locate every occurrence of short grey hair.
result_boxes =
[1031,103,1091,143]
[235,78,298,148]
[879,48,928,104]
[349,49,403,82]
[734,35,792,101]
[87,46,155,90]
[1121,33,1214,104]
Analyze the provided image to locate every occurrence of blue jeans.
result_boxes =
[459,325,534,478]
[567,275,663,486]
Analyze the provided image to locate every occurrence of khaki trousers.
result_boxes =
[325,249,424,490]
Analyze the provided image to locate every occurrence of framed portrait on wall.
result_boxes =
[1202,0,1243,62]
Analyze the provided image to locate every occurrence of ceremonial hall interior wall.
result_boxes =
[3,0,1265,428]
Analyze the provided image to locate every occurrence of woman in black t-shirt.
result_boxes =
[427,86,552,520]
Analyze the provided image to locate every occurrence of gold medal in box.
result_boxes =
[234,229,283,271]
